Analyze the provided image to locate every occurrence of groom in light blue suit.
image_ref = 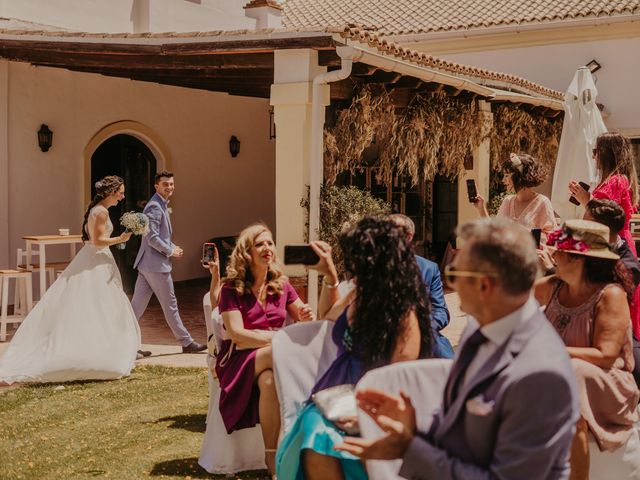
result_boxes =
[131,171,205,354]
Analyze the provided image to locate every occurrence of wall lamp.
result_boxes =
[229,135,241,158]
[37,124,53,152]
[586,59,602,74]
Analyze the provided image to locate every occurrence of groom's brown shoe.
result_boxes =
[138,349,152,357]
[182,341,206,353]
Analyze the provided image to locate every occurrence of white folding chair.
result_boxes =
[272,320,339,436]
[356,359,453,480]
[198,293,266,475]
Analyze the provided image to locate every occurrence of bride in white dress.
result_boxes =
[0,175,141,384]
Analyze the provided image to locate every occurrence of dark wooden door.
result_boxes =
[91,134,156,293]
[432,174,458,264]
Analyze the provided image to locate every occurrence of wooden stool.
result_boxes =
[0,270,33,341]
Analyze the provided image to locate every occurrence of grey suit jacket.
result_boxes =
[400,303,579,480]
[134,193,174,273]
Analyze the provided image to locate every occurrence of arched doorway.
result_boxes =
[91,134,157,293]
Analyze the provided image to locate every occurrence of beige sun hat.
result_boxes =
[546,219,619,260]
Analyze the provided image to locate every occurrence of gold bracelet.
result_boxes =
[322,277,340,289]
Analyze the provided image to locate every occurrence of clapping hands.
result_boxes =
[335,389,417,460]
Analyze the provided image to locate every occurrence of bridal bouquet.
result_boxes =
[120,212,150,235]
[117,212,149,250]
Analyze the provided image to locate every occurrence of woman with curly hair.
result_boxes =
[474,152,557,242]
[0,175,140,384]
[569,132,639,256]
[214,223,314,475]
[276,216,432,480]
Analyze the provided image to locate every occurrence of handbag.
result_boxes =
[311,384,360,435]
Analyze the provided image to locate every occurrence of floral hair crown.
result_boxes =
[509,153,524,173]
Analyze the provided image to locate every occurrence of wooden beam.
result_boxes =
[69,65,273,80]
[329,79,354,100]
[0,46,274,69]
[161,36,335,54]
[0,36,334,56]
[392,76,424,89]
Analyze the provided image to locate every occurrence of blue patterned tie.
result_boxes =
[444,329,488,412]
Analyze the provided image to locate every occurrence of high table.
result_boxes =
[22,235,84,297]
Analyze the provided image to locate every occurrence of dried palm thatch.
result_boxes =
[324,85,490,185]
[490,103,563,170]
[324,86,395,184]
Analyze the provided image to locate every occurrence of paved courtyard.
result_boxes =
[0,279,468,368]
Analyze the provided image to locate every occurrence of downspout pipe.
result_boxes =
[307,46,360,312]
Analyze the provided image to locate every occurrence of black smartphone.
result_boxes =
[569,181,591,206]
[466,179,478,203]
[284,245,320,265]
[202,243,217,265]
[531,228,542,248]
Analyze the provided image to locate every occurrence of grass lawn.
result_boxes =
[0,365,269,480]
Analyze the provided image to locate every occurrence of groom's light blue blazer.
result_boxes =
[134,193,174,273]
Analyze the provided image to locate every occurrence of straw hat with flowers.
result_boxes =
[546,219,619,260]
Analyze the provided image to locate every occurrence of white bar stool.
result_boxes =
[0,269,33,341]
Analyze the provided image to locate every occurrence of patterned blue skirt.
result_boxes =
[276,402,368,480]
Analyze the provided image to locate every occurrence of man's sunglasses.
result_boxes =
[444,264,498,284]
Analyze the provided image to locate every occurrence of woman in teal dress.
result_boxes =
[276,216,433,479]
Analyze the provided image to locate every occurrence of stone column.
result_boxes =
[457,100,493,231]
[270,49,328,300]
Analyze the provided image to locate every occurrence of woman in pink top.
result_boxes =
[569,132,639,256]
[474,153,557,242]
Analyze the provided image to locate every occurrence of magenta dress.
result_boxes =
[215,281,298,433]
[592,174,637,256]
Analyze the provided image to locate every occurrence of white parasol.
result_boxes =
[551,66,607,221]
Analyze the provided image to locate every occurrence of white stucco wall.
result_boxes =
[440,37,640,133]
[0,0,257,33]
[4,61,275,281]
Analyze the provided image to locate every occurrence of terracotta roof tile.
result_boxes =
[338,26,564,99]
[283,0,640,35]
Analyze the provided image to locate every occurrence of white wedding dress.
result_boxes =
[0,206,141,384]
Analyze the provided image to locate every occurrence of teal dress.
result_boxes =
[276,308,368,480]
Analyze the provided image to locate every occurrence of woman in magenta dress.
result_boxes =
[570,132,639,256]
[215,223,314,475]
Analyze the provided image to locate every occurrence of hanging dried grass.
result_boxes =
[324,85,562,187]
[490,104,563,170]
[325,86,488,184]
[324,85,395,184]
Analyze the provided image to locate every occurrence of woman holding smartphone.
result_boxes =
[473,152,557,243]
[568,132,639,256]
[214,223,314,476]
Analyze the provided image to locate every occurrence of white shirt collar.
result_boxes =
[467,295,539,347]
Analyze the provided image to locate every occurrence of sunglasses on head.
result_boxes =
[444,264,498,284]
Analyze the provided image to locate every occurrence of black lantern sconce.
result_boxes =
[229,135,241,158]
[37,124,53,152]
[269,107,276,140]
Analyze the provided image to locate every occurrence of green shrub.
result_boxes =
[301,185,390,275]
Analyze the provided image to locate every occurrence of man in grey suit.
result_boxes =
[131,171,205,354]
[337,218,579,479]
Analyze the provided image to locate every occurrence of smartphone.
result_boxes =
[284,245,320,265]
[202,242,217,265]
[569,181,591,206]
[531,228,542,248]
[466,179,478,203]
